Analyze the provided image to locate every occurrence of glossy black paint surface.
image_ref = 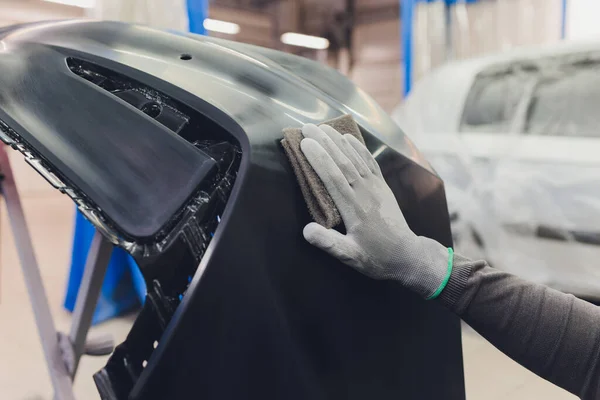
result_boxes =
[0,21,464,399]
[0,40,219,239]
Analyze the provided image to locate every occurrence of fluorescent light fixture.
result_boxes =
[44,0,96,8]
[281,32,329,50]
[203,19,240,35]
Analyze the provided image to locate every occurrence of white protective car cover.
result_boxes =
[393,41,600,298]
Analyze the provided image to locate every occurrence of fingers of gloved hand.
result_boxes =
[320,124,370,177]
[301,138,358,219]
[302,124,360,183]
[303,222,362,267]
[345,134,382,177]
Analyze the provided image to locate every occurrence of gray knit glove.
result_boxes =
[300,123,453,300]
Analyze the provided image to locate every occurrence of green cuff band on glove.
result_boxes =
[426,247,454,300]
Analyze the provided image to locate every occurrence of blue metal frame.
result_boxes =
[561,0,567,39]
[187,0,208,35]
[401,0,414,96]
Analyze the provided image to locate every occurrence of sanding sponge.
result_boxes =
[281,115,365,229]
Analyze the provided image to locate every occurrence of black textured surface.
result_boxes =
[0,21,465,400]
[0,43,217,239]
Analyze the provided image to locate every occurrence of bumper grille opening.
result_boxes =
[94,139,240,400]
[65,57,244,400]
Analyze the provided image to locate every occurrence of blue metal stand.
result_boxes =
[64,0,208,324]
[187,0,209,34]
[561,0,567,39]
[401,0,414,96]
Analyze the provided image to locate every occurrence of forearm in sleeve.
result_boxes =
[438,254,600,400]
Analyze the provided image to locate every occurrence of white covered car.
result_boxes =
[393,41,600,299]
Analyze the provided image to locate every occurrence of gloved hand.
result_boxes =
[300,124,453,300]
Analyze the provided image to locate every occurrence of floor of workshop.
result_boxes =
[0,152,576,399]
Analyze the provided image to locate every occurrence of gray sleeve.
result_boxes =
[438,254,600,400]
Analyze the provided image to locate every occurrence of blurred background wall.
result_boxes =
[0,0,85,26]
[85,0,189,30]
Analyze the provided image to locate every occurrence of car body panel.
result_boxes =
[0,21,465,399]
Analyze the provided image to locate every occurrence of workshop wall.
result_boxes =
[448,0,562,62]
[208,5,273,48]
[351,18,402,113]
[86,0,188,30]
[0,0,84,27]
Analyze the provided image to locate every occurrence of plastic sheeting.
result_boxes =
[86,0,189,31]
[410,0,562,84]
[393,41,600,299]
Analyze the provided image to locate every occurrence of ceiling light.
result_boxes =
[280,32,329,50]
[203,19,240,35]
[44,0,96,8]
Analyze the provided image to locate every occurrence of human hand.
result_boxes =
[300,124,452,299]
